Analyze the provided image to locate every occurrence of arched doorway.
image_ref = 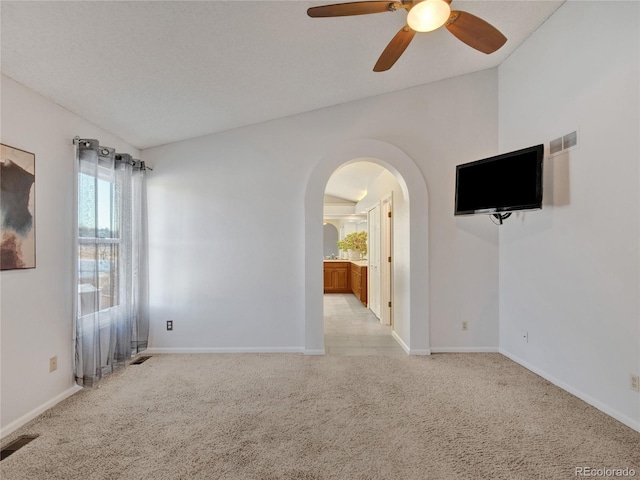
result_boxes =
[304,139,430,355]
[323,161,396,354]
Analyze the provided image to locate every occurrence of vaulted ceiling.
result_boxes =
[1,1,563,150]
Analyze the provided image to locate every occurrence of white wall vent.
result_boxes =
[563,131,578,149]
[549,130,578,156]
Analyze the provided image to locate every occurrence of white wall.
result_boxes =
[144,69,499,353]
[0,75,140,434]
[498,1,640,430]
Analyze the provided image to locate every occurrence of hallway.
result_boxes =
[323,294,405,355]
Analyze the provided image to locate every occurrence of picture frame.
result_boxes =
[1,143,36,270]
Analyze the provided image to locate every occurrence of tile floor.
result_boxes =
[324,293,406,355]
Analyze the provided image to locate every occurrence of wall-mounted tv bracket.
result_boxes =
[492,213,512,225]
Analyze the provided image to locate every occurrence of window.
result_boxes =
[77,169,120,316]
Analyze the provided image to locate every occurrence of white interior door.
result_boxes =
[381,195,393,326]
[368,205,381,319]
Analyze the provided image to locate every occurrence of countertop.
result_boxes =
[323,259,368,267]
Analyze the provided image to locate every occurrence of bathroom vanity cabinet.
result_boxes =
[323,260,367,306]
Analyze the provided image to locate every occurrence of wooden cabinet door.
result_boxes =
[351,264,360,297]
[332,268,349,291]
[324,268,332,290]
[323,262,351,293]
[360,266,368,306]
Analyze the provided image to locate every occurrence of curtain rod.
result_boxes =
[73,136,153,171]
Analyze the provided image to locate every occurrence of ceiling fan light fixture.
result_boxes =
[407,0,451,33]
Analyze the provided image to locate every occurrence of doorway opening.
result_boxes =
[304,139,430,356]
[323,162,402,355]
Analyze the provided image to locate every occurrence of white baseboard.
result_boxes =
[144,347,304,354]
[499,348,640,433]
[430,347,499,353]
[303,349,326,355]
[1,385,82,440]
[389,331,431,355]
[391,331,410,354]
[408,349,432,355]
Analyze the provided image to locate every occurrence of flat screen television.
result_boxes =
[455,144,544,217]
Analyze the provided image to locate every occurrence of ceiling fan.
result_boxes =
[307,0,507,72]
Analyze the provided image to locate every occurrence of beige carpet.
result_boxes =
[1,353,639,479]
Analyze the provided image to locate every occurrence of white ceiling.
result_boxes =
[325,161,386,202]
[1,0,563,150]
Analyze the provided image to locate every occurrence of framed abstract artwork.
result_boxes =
[1,143,35,270]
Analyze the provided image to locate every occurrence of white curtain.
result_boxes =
[75,139,149,387]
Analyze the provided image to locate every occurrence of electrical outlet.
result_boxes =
[631,374,640,393]
[49,356,57,373]
[462,321,468,331]
[522,331,528,343]
[166,320,173,331]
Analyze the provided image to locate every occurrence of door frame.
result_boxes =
[381,193,393,327]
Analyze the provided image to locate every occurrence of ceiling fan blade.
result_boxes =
[307,1,398,18]
[373,26,415,72]
[445,11,507,54]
